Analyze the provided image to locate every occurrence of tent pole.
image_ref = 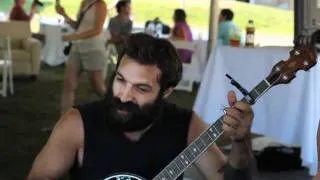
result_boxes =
[181,0,186,9]
[206,0,219,61]
[294,0,304,38]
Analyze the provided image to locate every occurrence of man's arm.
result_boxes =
[189,114,254,180]
[27,108,83,180]
[190,91,254,180]
[223,136,254,180]
[222,91,255,180]
[188,113,227,180]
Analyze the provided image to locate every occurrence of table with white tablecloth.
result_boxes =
[193,45,320,176]
[39,17,70,66]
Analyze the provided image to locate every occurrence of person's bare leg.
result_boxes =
[61,61,81,114]
[89,70,106,98]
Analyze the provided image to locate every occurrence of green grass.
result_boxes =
[0,0,293,35]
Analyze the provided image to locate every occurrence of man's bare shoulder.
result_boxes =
[52,108,84,148]
[26,108,84,179]
[57,108,82,126]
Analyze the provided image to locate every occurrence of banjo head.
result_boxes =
[103,173,146,180]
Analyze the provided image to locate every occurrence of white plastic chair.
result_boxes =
[0,21,31,97]
[170,40,198,92]
[0,36,13,97]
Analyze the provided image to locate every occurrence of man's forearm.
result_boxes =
[229,135,253,168]
[223,135,255,180]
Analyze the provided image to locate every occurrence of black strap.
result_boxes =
[75,0,99,30]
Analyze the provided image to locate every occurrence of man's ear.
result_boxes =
[163,87,174,98]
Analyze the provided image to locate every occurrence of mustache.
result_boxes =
[113,97,140,112]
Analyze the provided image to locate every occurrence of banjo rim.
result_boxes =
[103,172,146,180]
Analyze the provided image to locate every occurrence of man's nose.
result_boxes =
[119,85,134,103]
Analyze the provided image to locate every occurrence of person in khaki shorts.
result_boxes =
[56,0,107,114]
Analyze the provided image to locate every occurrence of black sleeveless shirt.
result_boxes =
[69,99,193,180]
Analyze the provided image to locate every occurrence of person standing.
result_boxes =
[218,9,238,46]
[107,0,132,54]
[55,0,108,114]
[171,9,193,63]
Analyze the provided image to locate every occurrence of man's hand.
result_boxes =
[222,90,254,140]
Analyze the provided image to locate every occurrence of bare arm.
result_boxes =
[55,4,77,28]
[65,1,107,41]
[27,108,83,180]
[188,113,227,180]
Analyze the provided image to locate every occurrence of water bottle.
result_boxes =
[146,22,155,36]
[155,23,163,38]
[245,20,255,47]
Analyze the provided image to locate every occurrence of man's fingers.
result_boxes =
[227,90,237,107]
[223,113,240,131]
[232,101,252,113]
[224,107,243,120]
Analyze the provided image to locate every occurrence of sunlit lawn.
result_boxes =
[0,0,293,35]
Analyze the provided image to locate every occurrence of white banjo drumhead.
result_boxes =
[103,173,145,180]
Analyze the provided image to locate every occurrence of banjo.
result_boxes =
[102,38,318,180]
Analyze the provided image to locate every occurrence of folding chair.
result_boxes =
[0,35,13,97]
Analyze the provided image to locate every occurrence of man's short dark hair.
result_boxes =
[116,33,182,90]
[174,9,186,22]
[116,0,130,14]
[221,9,234,21]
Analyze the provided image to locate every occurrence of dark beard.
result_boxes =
[104,91,163,133]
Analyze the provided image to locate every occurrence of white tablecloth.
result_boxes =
[194,40,207,82]
[40,17,69,66]
[193,45,320,176]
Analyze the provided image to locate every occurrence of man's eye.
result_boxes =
[116,77,124,82]
[136,86,150,93]
[138,88,148,92]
